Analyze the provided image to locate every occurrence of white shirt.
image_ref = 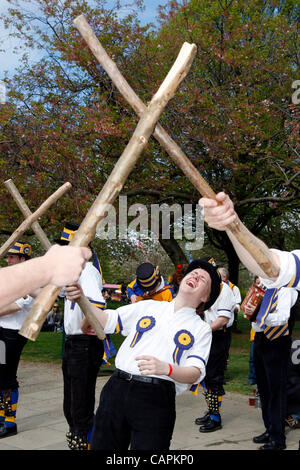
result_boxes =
[232,284,242,311]
[0,295,34,330]
[204,282,235,329]
[261,249,300,291]
[104,299,212,395]
[63,262,105,335]
[252,287,298,332]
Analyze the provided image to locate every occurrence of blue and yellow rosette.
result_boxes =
[173,330,194,365]
[130,316,156,348]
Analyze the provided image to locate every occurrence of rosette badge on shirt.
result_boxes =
[173,330,194,364]
[130,316,156,348]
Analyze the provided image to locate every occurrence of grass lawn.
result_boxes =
[21,303,300,396]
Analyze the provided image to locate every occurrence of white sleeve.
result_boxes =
[261,249,300,290]
[15,295,34,309]
[264,288,298,327]
[104,300,154,336]
[233,286,242,305]
[217,288,234,319]
[79,263,105,307]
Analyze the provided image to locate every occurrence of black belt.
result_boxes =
[114,368,175,389]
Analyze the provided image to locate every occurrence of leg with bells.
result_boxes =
[199,390,222,433]
[194,390,211,425]
[0,389,18,438]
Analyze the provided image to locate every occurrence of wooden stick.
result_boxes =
[4,179,52,251]
[19,39,197,341]
[4,179,106,340]
[73,14,278,279]
[0,182,72,259]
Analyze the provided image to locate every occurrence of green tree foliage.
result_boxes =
[0,0,299,284]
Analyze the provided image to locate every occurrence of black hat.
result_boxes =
[7,241,31,259]
[183,257,221,310]
[136,262,161,292]
[55,222,79,245]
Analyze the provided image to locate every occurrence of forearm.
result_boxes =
[77,297,109,331]
[167,364,201,384]
[136,355,201,384]
[0,259,50,308]
[0,302,20,317]
[210,316,229,331]
[226,224,280,280]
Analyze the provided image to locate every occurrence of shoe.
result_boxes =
[195,411,210,425]
[253,431,270,444]
[0,424,17,438]
[199,417,222,433]
[259,441,286,451]
[285,415,300,429]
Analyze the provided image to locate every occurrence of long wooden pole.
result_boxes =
[4,179,106,340]
[0,182,72,259]
[19,40,197,341]
[4,179,52,251]
[73,14,279,279]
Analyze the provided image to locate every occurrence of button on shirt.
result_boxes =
[63,262,105,335]
[0,295,34,330]
[261,249,300,291]
[104,299,212,395]
[204,282,235,329]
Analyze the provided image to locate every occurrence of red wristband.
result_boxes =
[167,364,173,377]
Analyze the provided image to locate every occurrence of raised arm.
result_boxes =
[0,245,91,308]
[198,192,281,280]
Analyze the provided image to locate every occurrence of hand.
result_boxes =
[135,355,169,376]
[65,284,84,302]
[198,192,237,230]
[45,245,91,286]
[131,295,137,304]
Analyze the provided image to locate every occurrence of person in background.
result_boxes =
[56,222,106,450]
[126,262,174,303]
[0,242,34,438]
[218,267,242,333]
[195,258,235,433]
[198,191,300,450]
[168,264,188,295]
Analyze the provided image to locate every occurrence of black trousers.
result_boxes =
[0,327,27,390]
[62,334,104,436]
[205,330,227,396]
[91,371,176,450]
[253,332,291,445]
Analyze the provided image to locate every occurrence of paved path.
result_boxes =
[0,360,299,451]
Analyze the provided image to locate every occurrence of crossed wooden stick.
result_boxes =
[19,34,197,341]
[17,14,277,341]
[3,179,106,340]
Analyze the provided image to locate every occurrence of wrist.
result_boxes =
[167,363,173,377]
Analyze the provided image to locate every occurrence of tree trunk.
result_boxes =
[159,235,188,267]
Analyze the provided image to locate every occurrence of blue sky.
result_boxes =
[0,0,169,77]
